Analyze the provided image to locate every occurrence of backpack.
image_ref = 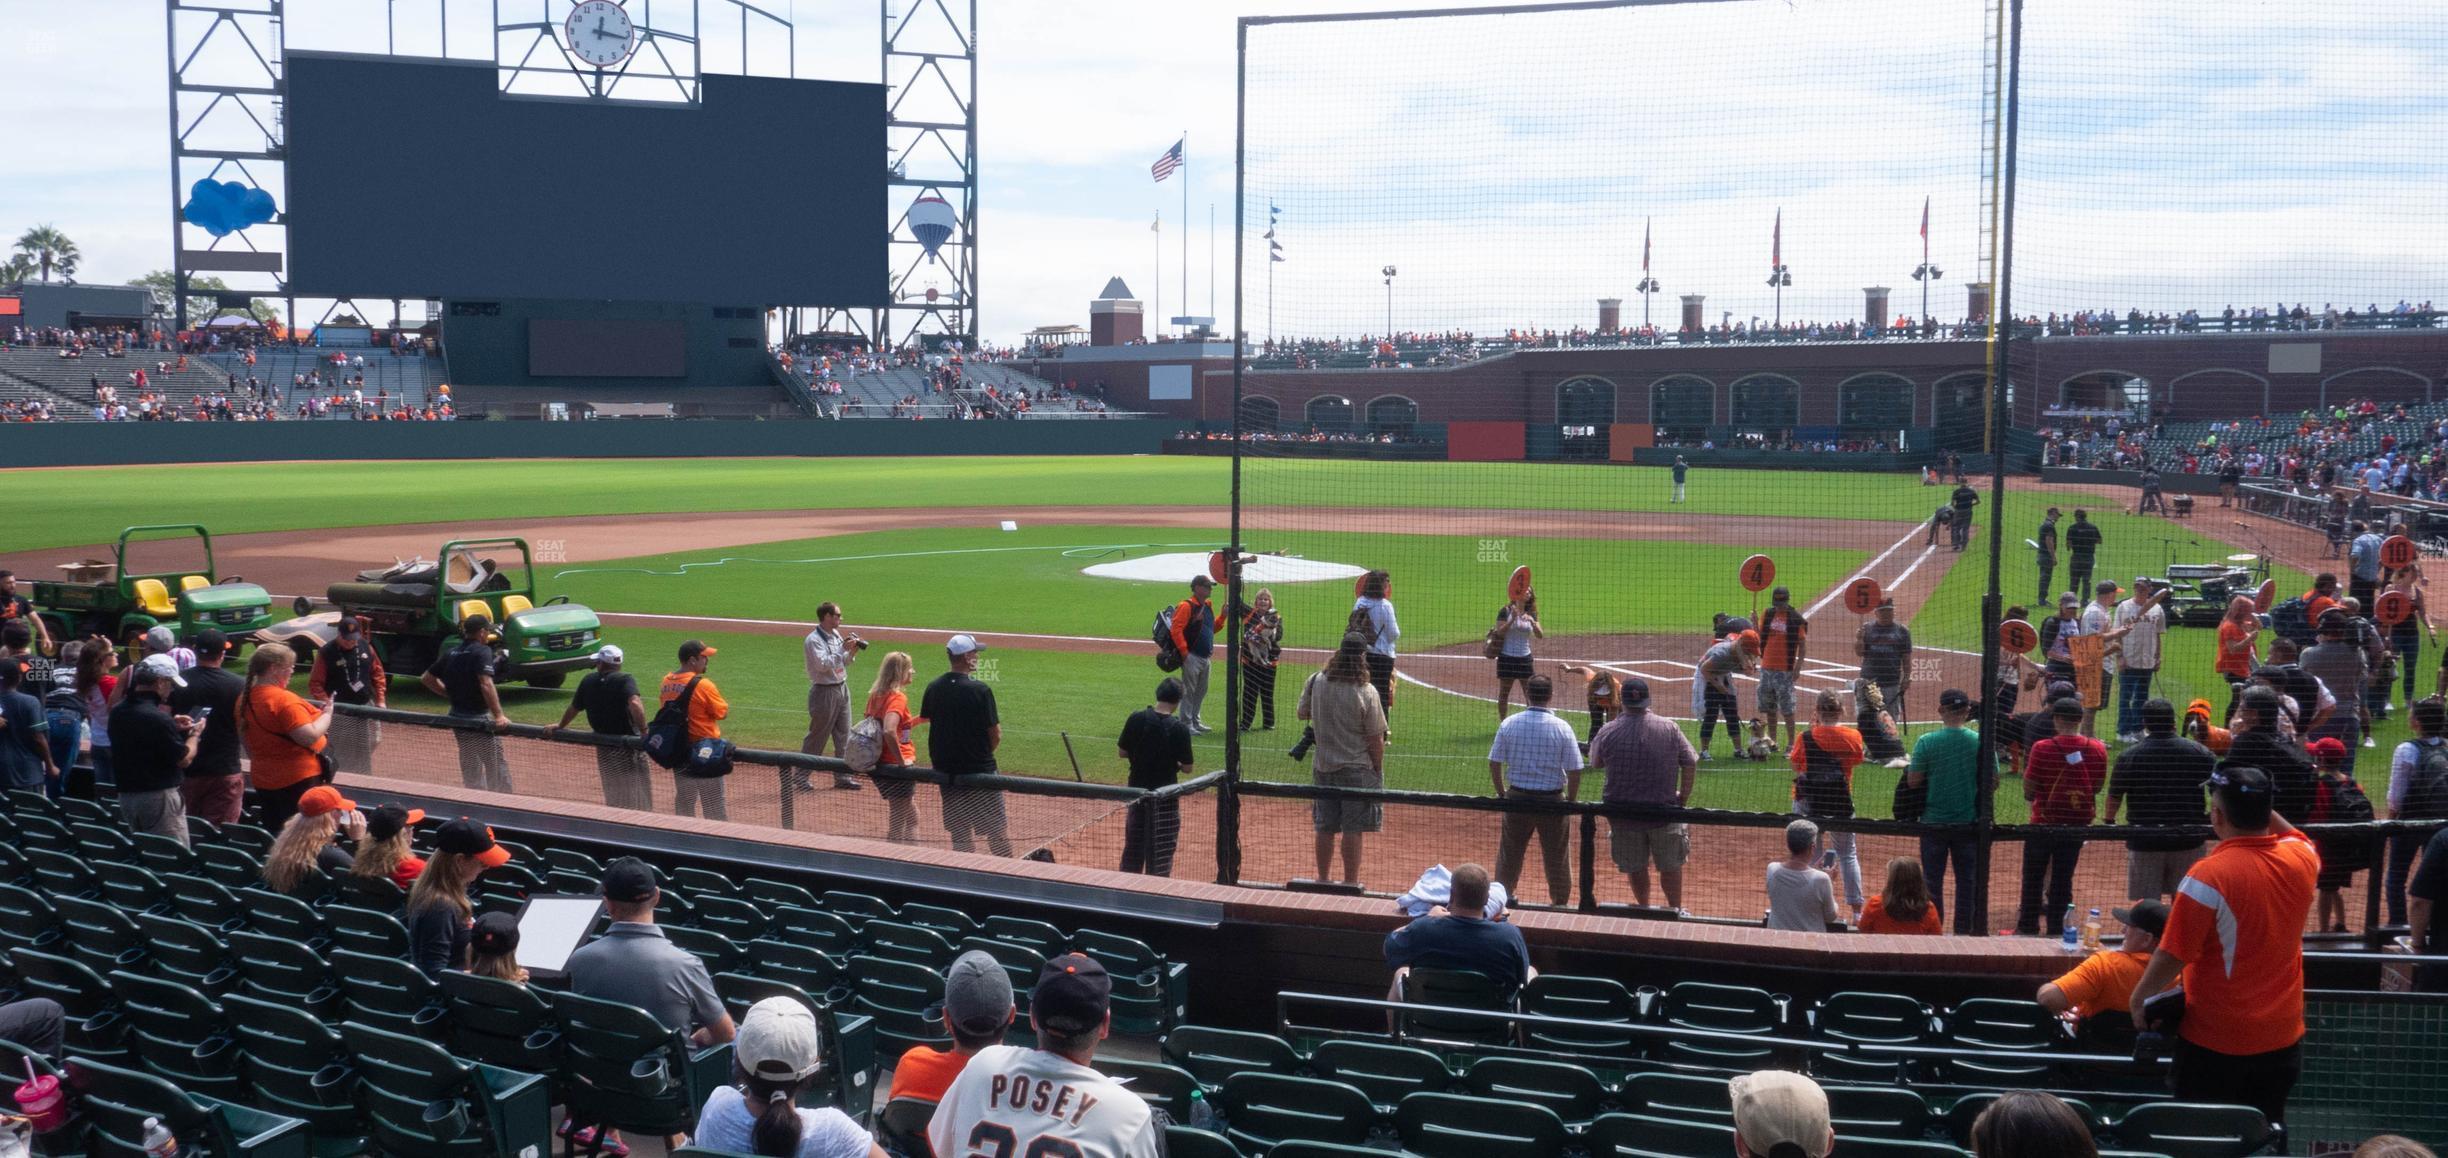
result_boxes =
[2314,773,2376,824]
[2268,596,2316,648]
[1152,606,1182,671]
[844,714,887,774]
[644,676,702,771]
[1346,604,1381,649]
[2402,739,2448,820]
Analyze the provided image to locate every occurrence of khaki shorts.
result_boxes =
[1758,670,1798,715]
[1609,819,1690,873]
[1311,765,1384,834]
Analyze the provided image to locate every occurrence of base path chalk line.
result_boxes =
[1803,517,1933,619]
[549,540,1225,580]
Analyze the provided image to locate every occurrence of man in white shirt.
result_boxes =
[1487,676,1583,907]
[929,954,1160,1158]
[801,601,866,791]
[2077,581,2131,739]
[2112,577,2171,743]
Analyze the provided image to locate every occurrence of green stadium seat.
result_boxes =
[1837,1138,1970,1158]
[1941,998,2064,1082]
[1162,1026,1302,1091]
[544,847,608,878]
[847,954,949,1057]
[198,842,265,890]
[58,798,114,827]
[878,1095,940,1158]
[226,930,341,1019]
[220,822,274,858]
[52,895,150,977]
[1072,928,1186,1034]
[1092,1056,1201,1122]
[551,988,735,1144]
[236,888,331,952]
[2,788,54,818]
[1520,973,1642,1057]
[1811,991,1935,1083]
[25,847,103,900]
[864,919,960,969]
[1399,967,1516,1047]
[330,949,449,1039]
[1216,1072,1378,1153]
[66,1055,312,1158]
[334,871,408,913]
[165,872,249,934]
[437,970,562,1075]
[1464,1056,1611,1127]
[743,875,818,910]
[184,815,222,845]
[544,868,603,897]
[472,862,544,915]
[664,924,750,976]
[1588,1111,1734,1158]
[900,902,979,940]
[824,890,898,924]
[1657,982,1786,1068]
[132,912,237,996]
[668,865,737,899]
[1824,1085,1933,1140]
[9,946,133,1066]
[1306,1039,1450,1111]
[695,894,770,943]
[980,915,1067,957]
[0,882,64,953]
[772,904,862,956]
[1394,1091,1570,1158]
[1268,1142,1381,1158]
[1944,1092,2106,1147]
[70,821,141,866]
[94,859,173,917]
[340,1020,553,1158]
[108,969,248,1102]
[1619,1072,1734,1124]
[321,904,411,959]
[130,831,202,878]
[1165,1126,1245,1158]
[956,935,1044,1019]
[745,939,849,1001]
[2109,1103,2282,1158]
[221,992,374,1158]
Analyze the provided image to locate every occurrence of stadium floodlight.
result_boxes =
[1766,264,1793,326]
[1382,266,1399,340]
[1636,275,1662,334]
[1913,262,1945,333]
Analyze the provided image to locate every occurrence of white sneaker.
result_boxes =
[2364,736,2378,748]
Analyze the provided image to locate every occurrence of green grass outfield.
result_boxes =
[13,455,1964,552]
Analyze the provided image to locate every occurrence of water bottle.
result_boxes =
[1188,1089,1216,1131]
[2081,908,2104,951]
[2060,905,2079,949]
[141,1116,179,1158]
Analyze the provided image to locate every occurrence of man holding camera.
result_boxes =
[801,601,868,791]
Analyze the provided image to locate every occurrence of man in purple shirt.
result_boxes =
[1590,676,1699,909]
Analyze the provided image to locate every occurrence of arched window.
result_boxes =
[1931,372,1990,452]
[1238,395,1280,434]
[1729,374,1799,431]
[1650,375,1714,440]
[1838,373,1916,431]
[1557,377,1618,425]
[1306,395,1353,432]
[1365,395,1418,437]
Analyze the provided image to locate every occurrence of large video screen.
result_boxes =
[284,52,887,306]
[529,319,686,377]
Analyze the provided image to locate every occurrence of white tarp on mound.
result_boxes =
[1082,551,1367,584]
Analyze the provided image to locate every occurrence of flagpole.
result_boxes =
[1181,128,1190,339]
[1208,201,1216,328]
[1154,209,1162,336]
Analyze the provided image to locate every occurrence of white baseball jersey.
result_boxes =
[926,1045,1160,1158]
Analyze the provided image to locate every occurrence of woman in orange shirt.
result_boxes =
[1857,857,1945,935]
[2214,595,2260,708]
[239,643,335,829]
[864,651,923,843]
[1790,690,1868,921]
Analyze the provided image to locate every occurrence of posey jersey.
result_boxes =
[928,1045,1160,1158]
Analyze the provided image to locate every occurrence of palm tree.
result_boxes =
[12,225,79,283]
[0,253,32,286]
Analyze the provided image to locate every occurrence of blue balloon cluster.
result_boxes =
[182,179,277,237]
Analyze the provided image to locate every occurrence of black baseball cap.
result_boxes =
[336,617,363,637]
[601,857,660,904]
[363,803,425,842]
[191,627,230,657]
[1032,953,1112,1035]
[434,817,512,868]
[1619,675,1652,710]
[472,910,521,957]
[1938,688,1972,712]
[2112,899,2169,938]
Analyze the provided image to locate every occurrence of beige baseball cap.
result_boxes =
[1730,1071,1831,1158]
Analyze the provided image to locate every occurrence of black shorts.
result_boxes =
[1495,654,1535,682]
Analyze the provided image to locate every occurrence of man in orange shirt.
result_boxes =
[885,950,1014,1115]
[2131,765,2320,1127]
[660,640,731,821]
[1756,587,1808,749]
[2039,900,2173,1042]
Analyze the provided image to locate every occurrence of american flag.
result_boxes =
[1150,139,1185,182]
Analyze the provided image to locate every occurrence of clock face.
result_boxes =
[565,0,636,69]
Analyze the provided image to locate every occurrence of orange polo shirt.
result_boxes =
[2161,830,2320,1056]
[2050,947,2151,1017]
[659,671,730,740]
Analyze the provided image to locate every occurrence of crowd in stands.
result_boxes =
[1656,431,1901,453]
[1173,427,1424,445]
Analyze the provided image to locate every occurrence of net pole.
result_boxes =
[1972,0,2026,938]
[1217,17,1249,887]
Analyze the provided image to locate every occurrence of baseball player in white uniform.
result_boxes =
[928,954,1161,1158]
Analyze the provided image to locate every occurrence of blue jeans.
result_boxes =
[1919,832,1982,935]
[43,708,80,800]
[2116,667,2155,734]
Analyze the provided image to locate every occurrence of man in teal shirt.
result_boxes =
[1908,688,1987,934]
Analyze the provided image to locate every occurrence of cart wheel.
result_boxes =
[526,671,568,690]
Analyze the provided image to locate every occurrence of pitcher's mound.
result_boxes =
[1082,552,1367,584]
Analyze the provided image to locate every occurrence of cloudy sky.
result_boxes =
[5,0,2441,342]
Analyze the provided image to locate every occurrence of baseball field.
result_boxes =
[7,454,2361,828]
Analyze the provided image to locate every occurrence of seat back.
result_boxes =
[1588,1112,1735,1158]
[133,578,176,617]
[664,925,749,976]
[1161,1025,1301,1091]
[132,913,238,995]
[130,832,202,878]
[879,1096,940,1158]
[226,929,340,1016]
[1944,1093,2105,1147]
[341,1020,517,1158]
[71,822,141,866]
[550,989,714,1138]
[455,598,491,627]
[1394,1091,1570,1158]
[1520,973,1640,1055]
[331,948,450,1037]
[221,992,370,1154]
[821,890,897,923]
[65,1056,243,1158]
[438,970,562,1073]
[179,575,210,594]
[107,969,245,1100]
[979,915,1066,957]
[1834,1139,1972,1158]
[164,872,248,932]
[498,594,534,617]
[1165,1127,1245,1158]
[742,940,846,1000]
[773,904,861,955]
[1216,1072,1378,1150]
[0,882,63,954]
[2111,1102,2280,1158]
[24,847,102,900]
[898,902,978,940]
[1658,981,1785,1066]
[1824,1085,1933,1140]
[322,903,412,958]
[1463,1056,1608,1124]
[1307,1039,1450,1110]
[864,919,958,968]
[236,887,329,947]
[694,894,770,943]
[1092,1057,1200,1122]
[1399,967,1515,1045]
[1942,997,2063,1081]
[1620,1071,1735,1123]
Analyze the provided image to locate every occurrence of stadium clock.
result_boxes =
[565,0,637,69]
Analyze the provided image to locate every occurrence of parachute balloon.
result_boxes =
[908,195,956,263]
